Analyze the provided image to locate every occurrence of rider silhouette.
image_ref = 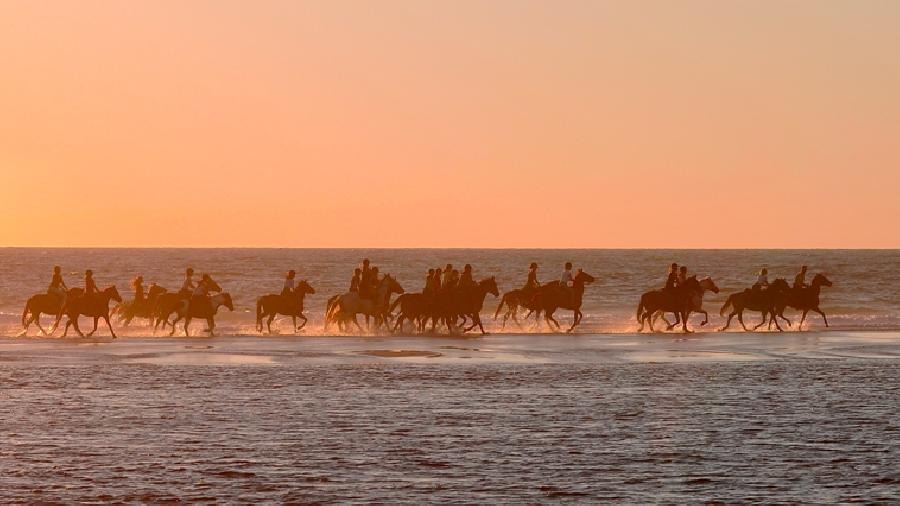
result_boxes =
[794,265,808,290]
[458,264,475,289]
[664,263,678,291]
[676,266,688,287]
[48,265,68,310]
[132,275,145,303]
[525,262,540,291]
[84,269,99,298]
[350,268,361,293]
[282,270,296,297]
[180,268,195,296]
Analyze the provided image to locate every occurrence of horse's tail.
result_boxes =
[493,293,508,320]
[22,299,31,327]
[325,295,341,321]
[255,297,264,329]
[636,296,644,323]
[720,294,734,317]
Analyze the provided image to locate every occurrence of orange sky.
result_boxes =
[1,1,898,248]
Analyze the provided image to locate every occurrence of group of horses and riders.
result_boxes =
[635,263,832,333]
[22,267,234,337]
[18,259,831,337]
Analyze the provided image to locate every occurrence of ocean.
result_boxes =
[2,248,898,336]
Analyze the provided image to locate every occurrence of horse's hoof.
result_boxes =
[700,322,708,327]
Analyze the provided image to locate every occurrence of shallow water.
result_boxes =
[3,248,899,336]
[1,357,897,502]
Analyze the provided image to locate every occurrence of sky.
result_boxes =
[1,0,898,248]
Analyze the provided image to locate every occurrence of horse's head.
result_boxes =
[699,276,719,294]
[383,274,404,295]
[148,284,167,300]
[812,273,833,288]
[296,280,316,295]
[206,277,223,292]
[217,292,234,311]
[106,285,123,303]
[770,278,790,292]
[481,276,499,297]
[575,270,595,285]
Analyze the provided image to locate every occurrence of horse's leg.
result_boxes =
[681,311,691,333]
[813,308,828,327]
[267,314,276,334]
[476,314,488,335]
[298,314,308,331]
[737,311,748,331]
[104,314,117,338]
[798,310,809,330]
[86,317,99,337]
[778,312,792,328]
[33,314,48,336]
[547,311,560,331]
[753,313,768,331]
[183,317,191,337]
[771,311,783,332]
[719,313,734,331]
[207,317,215,337]
[72,316,85,337]
[698,309,709,326]
[567,310,581,333]
[62,318,72,337]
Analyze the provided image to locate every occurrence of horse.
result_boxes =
[256,280,315,334]
[493,287,540,330]
[59,286,124,338]
[389,292,434,333]
[719,278,791,332]
[153,278,222,332]
[325,275,404,332]
[637,276,720,332]
[113,284,167,326]
[449,277,500,334]
[20,291,67,336]
[765,273,833,330]
[532,270,596,332]
[172,292,235,337]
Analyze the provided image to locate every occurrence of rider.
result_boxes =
[665,263,678,291]
[48,265,68,310]
[458,264,475,289]
[432,267,443,292]
[350,268,362,293]
[794,265,808,290]
[282,270,296,297]
[190,273,218,314]
[445,269,459,291]
[676,266,688,287]
[752,268,769,293]
[132,275,145,303]
[560,262,574,288]
[442,264,453,288]
[524,262,540,291]
[84,269,99,298]
[424,268,435,294]
[180,268,195,296]
[360,260,375,299]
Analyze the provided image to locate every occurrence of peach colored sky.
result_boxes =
[1,1,898,248]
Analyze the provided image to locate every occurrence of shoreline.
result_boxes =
[2,330,898,366]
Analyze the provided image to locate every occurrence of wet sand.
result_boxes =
[1,330,899,365]
[2,332,898,502]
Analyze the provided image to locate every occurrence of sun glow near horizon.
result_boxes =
[1,0,898,248]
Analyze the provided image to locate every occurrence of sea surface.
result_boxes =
[1,248,898,336]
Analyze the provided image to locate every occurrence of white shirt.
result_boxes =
[182,276,194,292]
[561,269,574,287]
[284,278,295,291]
[756,274,768,285]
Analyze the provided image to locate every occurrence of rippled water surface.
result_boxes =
[2,360,898,502]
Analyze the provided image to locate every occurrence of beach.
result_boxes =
[2,331,898,502]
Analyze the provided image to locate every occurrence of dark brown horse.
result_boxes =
[533,270,596,333]
[766,273,833,330]
[454,277,500,334]
[113,284,167,326]
[493,287,540,330]
[719,278,790,332]
[20,291,67,336]
[174,292,234,337]
[256,280,315,334]
[390,292,434,333]
[636,276,719,332]
[60,286,124,338]
[153,279,222,332]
